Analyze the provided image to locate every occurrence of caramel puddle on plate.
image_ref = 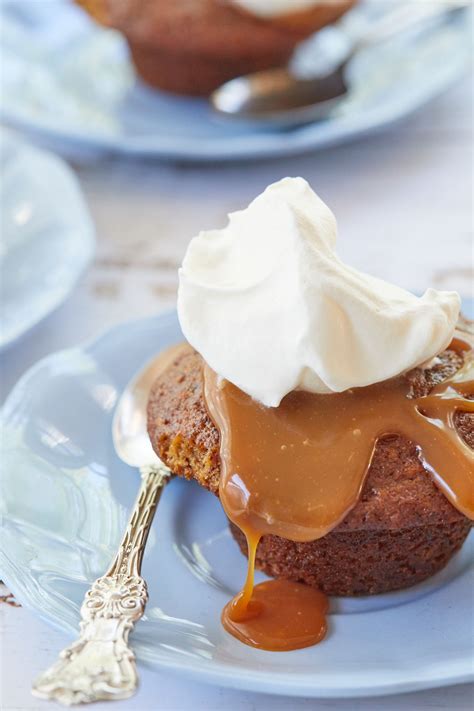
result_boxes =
[204,339,474,652]
[221,529,329,651]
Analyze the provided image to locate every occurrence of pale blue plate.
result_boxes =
[0,0,471,161]
[1,308,473,697]
[0,133,95,350]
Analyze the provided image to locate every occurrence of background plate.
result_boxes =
[1,309,473,697]
[0,1,471,161]
[0,133,95,350]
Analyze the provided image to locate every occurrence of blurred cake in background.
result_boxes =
[76,0,356,95]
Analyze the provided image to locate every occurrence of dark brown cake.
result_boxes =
[147,346,473,596]
[77,0,355,95]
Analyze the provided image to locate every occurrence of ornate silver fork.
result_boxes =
[32,352,175,705]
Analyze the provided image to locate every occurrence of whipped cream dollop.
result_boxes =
[178,178,460,407]
[229,0,322,19]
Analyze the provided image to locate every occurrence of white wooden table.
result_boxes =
[1,77,473,710]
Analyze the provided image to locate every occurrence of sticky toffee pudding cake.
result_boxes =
[147,179,474,651]
[76,0,355,95]
[148,343,473,594]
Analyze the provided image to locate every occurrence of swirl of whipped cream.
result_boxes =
[229,0,322,18]
[178,177,460,407]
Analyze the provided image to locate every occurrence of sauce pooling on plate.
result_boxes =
[204,337,474,652]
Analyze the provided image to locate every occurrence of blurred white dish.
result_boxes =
[0,134,95,350]
[0,0,471,161]
[0,311,473,697]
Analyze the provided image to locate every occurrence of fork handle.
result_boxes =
[32,464,170,706]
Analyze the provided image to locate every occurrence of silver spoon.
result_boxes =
[32,346,184,705]
[211,0,469,126]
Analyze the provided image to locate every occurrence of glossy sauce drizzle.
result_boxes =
[204,339,474,652]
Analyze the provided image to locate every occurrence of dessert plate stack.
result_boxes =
[0,0,471,161]
[1,306,472,697]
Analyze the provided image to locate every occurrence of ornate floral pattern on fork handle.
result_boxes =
[32,465,171,706]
